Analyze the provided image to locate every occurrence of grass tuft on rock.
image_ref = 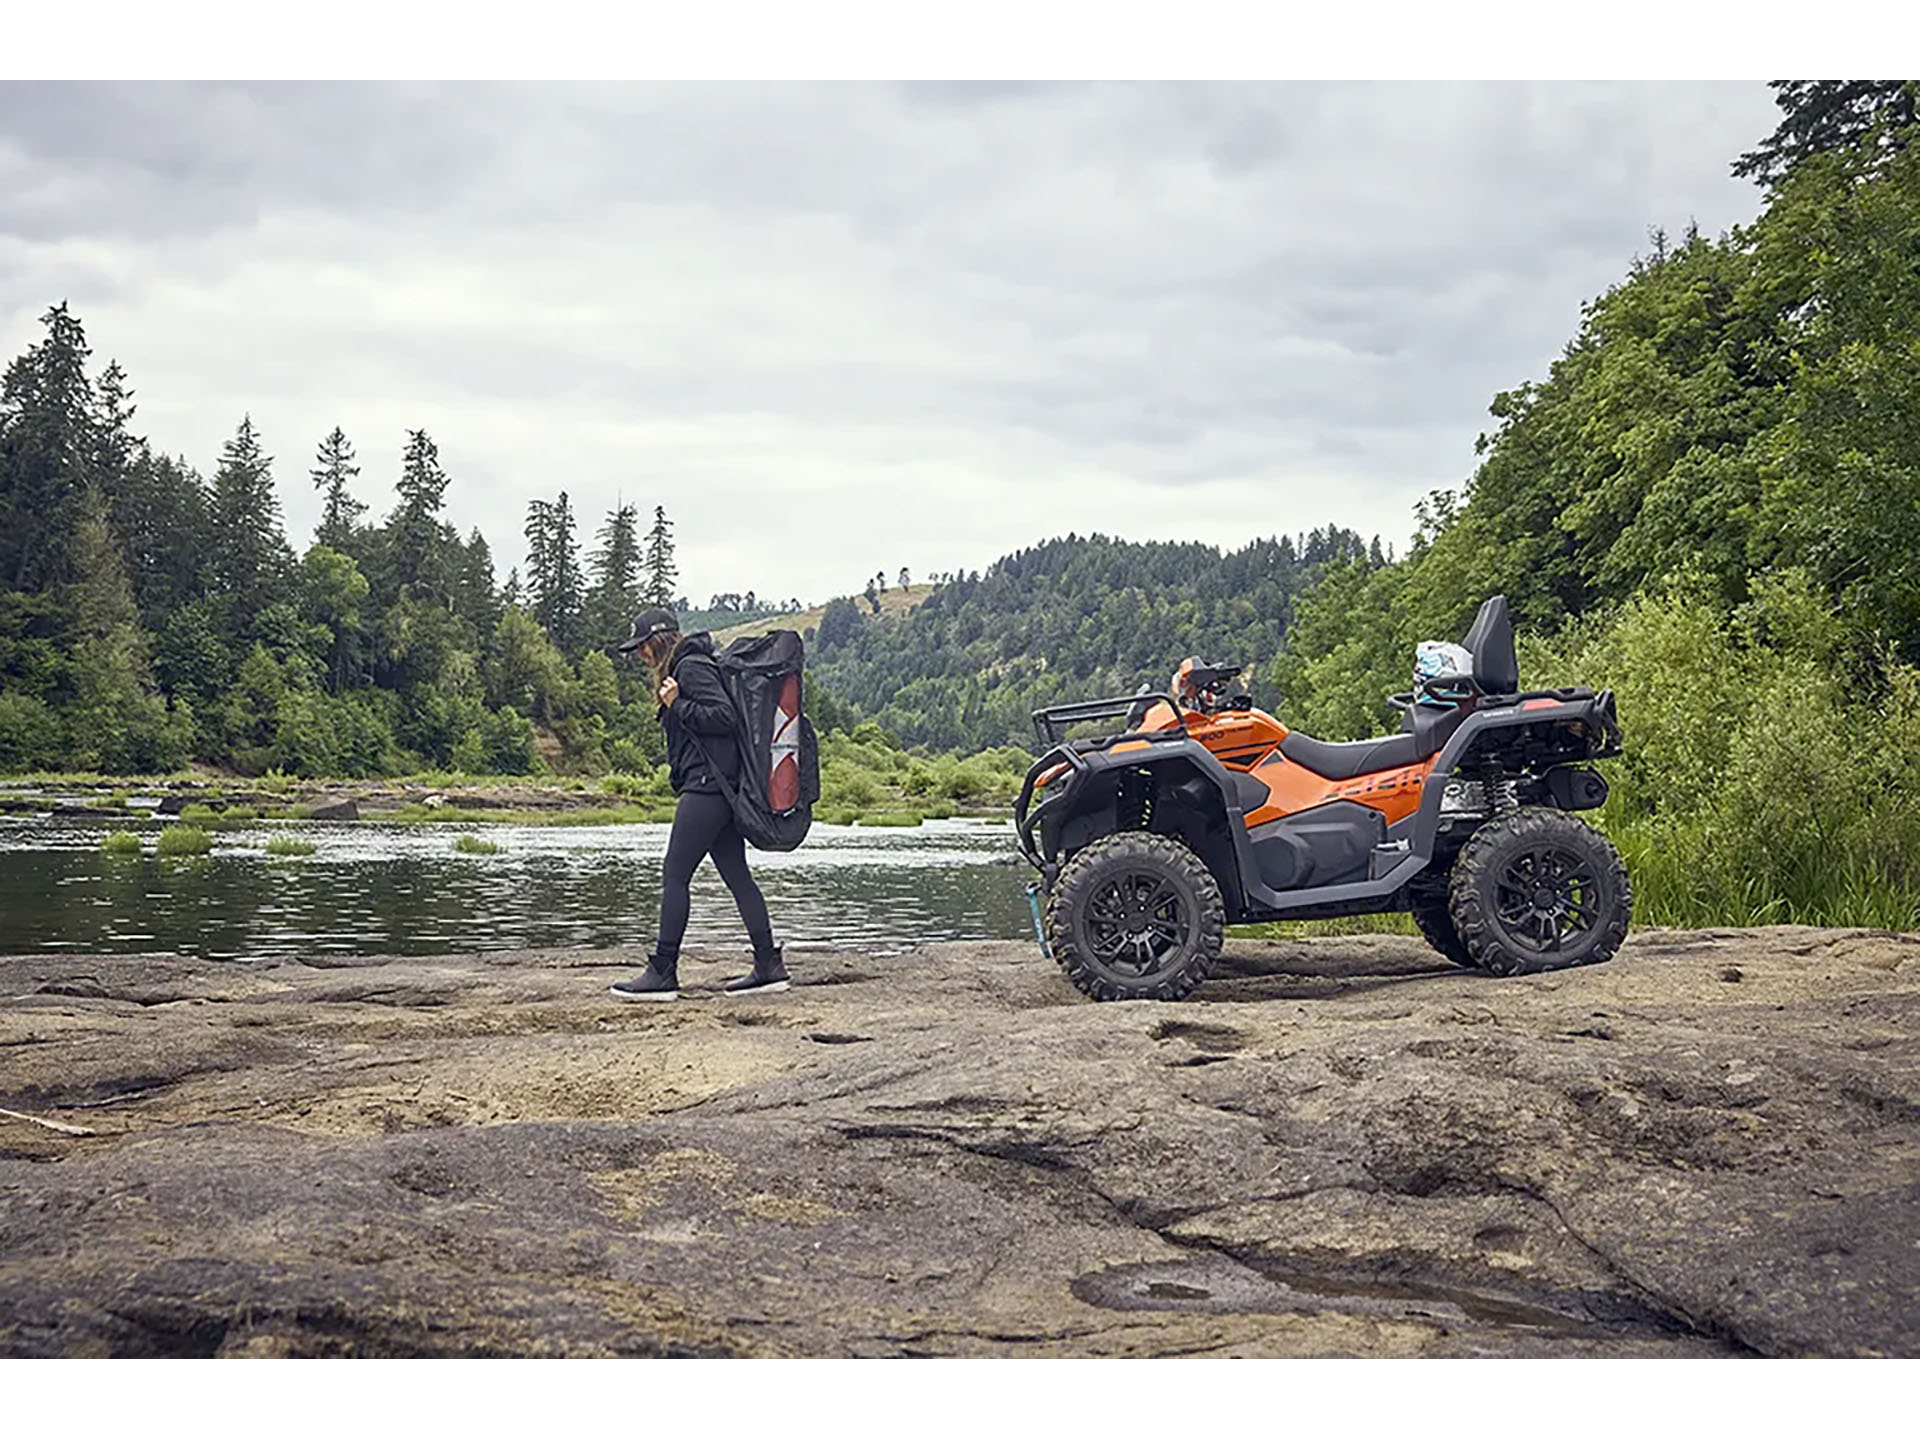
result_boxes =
[100,830,144,857]
[156,824,213,857]
[453,833,502,855]
[265,836,316,857]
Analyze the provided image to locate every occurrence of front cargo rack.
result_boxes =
[1030,691,1183,747]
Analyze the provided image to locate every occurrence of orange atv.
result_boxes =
[1013,596,1631,1001]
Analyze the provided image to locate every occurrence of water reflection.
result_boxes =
[0,816,1034,959]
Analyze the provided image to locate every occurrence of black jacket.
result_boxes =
[660,634,742,795]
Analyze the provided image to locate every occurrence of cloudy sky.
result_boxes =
[0,81,1781,608]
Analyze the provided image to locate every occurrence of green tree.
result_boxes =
[524,493,585,653]
[298,544,372,692]
[1759,134,1920,656]
[1735,80,1919,187]
[0,302,96,592]
[205,415,293,647]
[110,449,212,626]
[388,428,449,600]
[487,605,576,723]
[642,504,677,608]
[311,426,366,552]
[588,501,642,644]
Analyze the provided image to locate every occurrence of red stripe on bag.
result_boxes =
[769,672,801,811]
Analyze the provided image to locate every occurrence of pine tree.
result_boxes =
[113,449,211,625]
[642,505,677,609]
[588,502,642,644]
[524,492,584,652]
[388,429,448,598]
[1735,80,1919,186]
[311,427,366,552]
[0,302,97,592]
[93,360,138,491]
[67,485,139,642]
[549,492,584,652]
[205,415,292,643]
[451,526,499,639]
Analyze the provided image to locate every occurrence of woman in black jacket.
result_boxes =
[610,608,787,1001]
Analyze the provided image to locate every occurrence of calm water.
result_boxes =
[0,815,1035,959]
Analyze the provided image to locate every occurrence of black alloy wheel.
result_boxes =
[1047,832,1224,1001]
[1448,807,1631,975]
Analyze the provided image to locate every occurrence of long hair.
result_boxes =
[641,629,683,686]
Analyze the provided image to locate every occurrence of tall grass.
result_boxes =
[1523,572,1920,932]
[155,824,213,857]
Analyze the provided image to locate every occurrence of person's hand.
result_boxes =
[658,675,680,707]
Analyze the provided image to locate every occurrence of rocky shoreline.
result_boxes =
[2,927,1916,1356]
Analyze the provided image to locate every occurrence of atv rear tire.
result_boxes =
[1409,885,1474,968]
[1448,807,1631,976]
[1047,832,1223,1002]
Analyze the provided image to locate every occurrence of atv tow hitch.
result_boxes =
[1025,883,1053,958]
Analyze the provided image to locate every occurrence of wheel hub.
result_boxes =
[1083,869,1188,976]
[1494,845,1601,953]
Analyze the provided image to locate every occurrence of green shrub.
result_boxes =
[156,824,213,856]
[453,833,501,855]
[1521,575,1920,930]
[100,830,144,857]
[265,836,316,857]
[0,693,62,773]
[178,802,220,824]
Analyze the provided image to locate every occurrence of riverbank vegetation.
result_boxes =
[1271,83,1920,930]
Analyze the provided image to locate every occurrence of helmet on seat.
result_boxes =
[1413,640,1474,710]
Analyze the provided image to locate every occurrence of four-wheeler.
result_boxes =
[1013,596,1633,1001]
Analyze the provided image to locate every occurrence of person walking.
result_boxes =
[609,608,789,1001]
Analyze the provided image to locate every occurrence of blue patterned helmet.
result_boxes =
[1413,641,1474,709]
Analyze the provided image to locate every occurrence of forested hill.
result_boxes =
[806,528,1381,752]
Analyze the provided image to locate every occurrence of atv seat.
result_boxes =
[1279,730,1422,780]
[1279,702,1470,780]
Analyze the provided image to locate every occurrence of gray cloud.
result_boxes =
[0,81,1778,607]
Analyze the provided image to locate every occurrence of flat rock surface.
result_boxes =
[2,927,1916,1357]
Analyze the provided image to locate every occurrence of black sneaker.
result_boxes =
[610,956,679,1002]
[723,948,789,996]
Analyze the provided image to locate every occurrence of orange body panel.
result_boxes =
[1082,704,1439,828]
[1180,706,1437,828]
[1242,752,1438,828]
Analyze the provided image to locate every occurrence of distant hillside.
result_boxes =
[712,584,938,646]
[806,530,1378,753]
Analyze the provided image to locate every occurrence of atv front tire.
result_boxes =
[1047,832,1224,1002]
[1448,807,1631,975]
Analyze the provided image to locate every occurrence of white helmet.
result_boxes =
[1413,640,1474,709]
[1414,640,1473,684]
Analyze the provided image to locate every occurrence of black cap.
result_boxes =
[616,607,679,653]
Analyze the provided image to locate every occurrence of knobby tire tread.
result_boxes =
[1448,807,1632,976]
[1046,832,1224,1002]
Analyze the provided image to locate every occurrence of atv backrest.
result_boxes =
[1461,595,1518,694]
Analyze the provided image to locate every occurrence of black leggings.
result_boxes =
[653,790,775,962]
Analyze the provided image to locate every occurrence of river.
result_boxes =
[0,814,1035,959]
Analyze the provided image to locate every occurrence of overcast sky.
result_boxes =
[0,81,1781,608]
